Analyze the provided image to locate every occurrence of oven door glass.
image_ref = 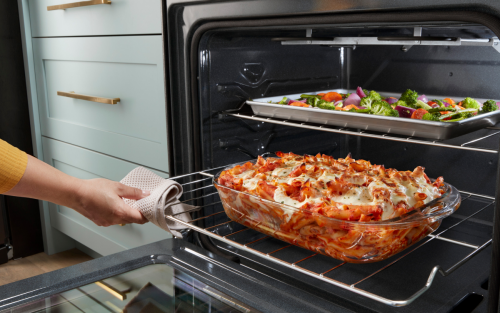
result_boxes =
[2,264,256,313]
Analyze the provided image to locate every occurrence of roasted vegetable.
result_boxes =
[411,108,428,119]
[399,89,419,108]
[460,97,481,110]
[415,100,432,111]
[481,100,499,113]
[323,92,342,102]
[316,100,336,110]
[428,107,456,113]
[393,100,410,109]
[422,112,441,121]
[446,112,475,122]
[439,108,477,121]
[277,97,288,104]
[360,90,382,109]
[371,101,399,117]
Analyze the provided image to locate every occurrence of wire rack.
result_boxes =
[225,110,500,154]
[166,166,494,307]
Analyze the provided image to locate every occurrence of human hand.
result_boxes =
[73,178,149,227]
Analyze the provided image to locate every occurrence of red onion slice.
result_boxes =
[385,97,398,104]
[395,105,416,118]
[344,93,361,107]
[441,100,452,107]
[417,94,428,103]
[356,87,367,98]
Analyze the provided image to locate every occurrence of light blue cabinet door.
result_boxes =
[29,0,161,37]
[42,137,172,256]
[33,36,169,172]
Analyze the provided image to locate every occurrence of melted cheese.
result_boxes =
[222,154,442,221]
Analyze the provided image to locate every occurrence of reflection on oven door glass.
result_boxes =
[3,264,255,313]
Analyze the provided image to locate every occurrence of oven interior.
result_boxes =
[172,22,500,312]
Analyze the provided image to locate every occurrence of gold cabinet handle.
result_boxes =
[95,281,130,300]
[48,0,111,11]
[57,91,120,105]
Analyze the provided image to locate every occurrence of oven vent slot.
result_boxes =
[166,166,494,307]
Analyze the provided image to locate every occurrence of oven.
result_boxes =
[1,1,500,312]
[164,1,500,312]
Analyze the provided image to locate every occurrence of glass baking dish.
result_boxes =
[213,160,462,263]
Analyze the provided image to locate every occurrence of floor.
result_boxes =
[0,248,93,286]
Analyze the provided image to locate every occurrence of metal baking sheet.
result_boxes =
[247,89,500,140]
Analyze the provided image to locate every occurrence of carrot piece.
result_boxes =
[440,111,451,115]
[289,101,310,107]
[428,101,436,106]
[443,98,455,105]
[411,108,428,119]
[317,93,326,96]
[342,104,358,111]
[322,92,342,102]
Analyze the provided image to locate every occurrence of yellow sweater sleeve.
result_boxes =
[0,139,28,194]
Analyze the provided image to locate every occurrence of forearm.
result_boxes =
[5,155,147,226]
[5,155,83,209]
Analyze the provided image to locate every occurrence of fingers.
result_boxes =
[122,204,148,224]
[116,183,150,200]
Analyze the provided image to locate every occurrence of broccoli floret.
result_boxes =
[305,97,320,107]
[400,89,419,107]
[359,90,382,109]
[422,113,441,121]
[316,100,336,110]
[371,100,399,117]
[461,97,481,110]
[481,100,499,113]
[368,90,382,100]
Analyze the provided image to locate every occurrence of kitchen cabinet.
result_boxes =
[29,0,161,37]
[42,138,171,256]
[33,36,169,172]
[17,0,170,255]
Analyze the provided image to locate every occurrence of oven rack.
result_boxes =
[224,109,500,154]
[166,167,494,307]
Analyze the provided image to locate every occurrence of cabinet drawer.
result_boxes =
[33,36,169,172]
[29,0,161,37]
[42,137,172,256]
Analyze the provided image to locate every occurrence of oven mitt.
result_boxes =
[120,167,194,238]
